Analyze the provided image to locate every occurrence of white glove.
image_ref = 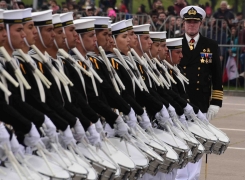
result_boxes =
[178,114,188,127]
[95,119,106,139]
[114,116,130,138]
[168,104,177,118]
[73,119,87,142]
[43,115,57,138]
[184,103,195,119]
[10,135,25,158]
[24,123,45,150]
[126,108,137,128]
[197,110,209,124]
[160,105,171,118]
[60,125,76,148]
[206,105,220,121]
[0,123,11,161]
[139,110,152,130]
[155,112,173,127]
[87,124,101,148]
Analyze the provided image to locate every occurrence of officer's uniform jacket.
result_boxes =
[180,34,223,113]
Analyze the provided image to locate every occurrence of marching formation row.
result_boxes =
[0,5,227,180]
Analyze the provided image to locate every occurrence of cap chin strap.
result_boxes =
[168,50,173,64]
[37,26,47,48]
[79,34,87,53]
[112,35,120,51]
[148,50,153,59]
[6,24,14,51]
[63,27,70,50]
[137,35,144,54]
[54,39,59,49]
[24,37,30,47]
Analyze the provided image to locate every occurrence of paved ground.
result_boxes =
[199,96,245,180]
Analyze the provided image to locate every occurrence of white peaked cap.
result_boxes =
[133,24,150,35]
[111,20,127,35]
[22,8,32,22]
[3,9,23,24]
[82,16,110,29]
[60,12,74,27]
[0,10,4,23]
[125,19,133,29]
[166,38,183,49]
[149,31,167,42]
[180,6,206,20]
[52,14,63,28]
[108,20,112,29]
[74,19,95,33]
[31,10,52,26]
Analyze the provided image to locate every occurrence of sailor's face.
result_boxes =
[115,31,130,54]
[64,24,77,49]
[40,25,55,48]
[0,23,6,46]
[79,30,97,51]
[159,41,168,60]
[54,27,66,48]
[169,48,183,65]
[96,29,109,49]
[184,20,201,37]
[128,30,138,49]
[23,21,37,45]
[9,23,26,49]
[139,34,152,52]
[106,30,115,51]
[150,42,161,58]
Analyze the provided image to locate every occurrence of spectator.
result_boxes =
[50,0,60,13]
[119,0,128,13]
[156,12,167,30]
[68,3,74,11]
[82,6,94,16]
[137,4,147,14]
[0,0,7,10]
[239,22,245,73]
[150,9,160,31]
[17,2,25,9]
[213,1,235,26]
[156,6,164,14]
[227,26,239,57]
[167,6,177,16]
[174,0,186,16]
[153,0,163,10]
[205,2,212,18]
[108,8,117,22]
[41,1,49,10]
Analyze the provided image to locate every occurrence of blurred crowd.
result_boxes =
[1,0,245,85]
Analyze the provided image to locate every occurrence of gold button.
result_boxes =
[184,73,186,76]
[196,88,199,90]
[198,74,200,76]
[183,66,186,69]
[198,67,200,70]
[197,81,199,83]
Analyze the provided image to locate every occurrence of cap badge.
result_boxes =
[187,7,197,15]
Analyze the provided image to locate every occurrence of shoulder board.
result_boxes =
[19,63,26,74]
[38,62,44,73]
